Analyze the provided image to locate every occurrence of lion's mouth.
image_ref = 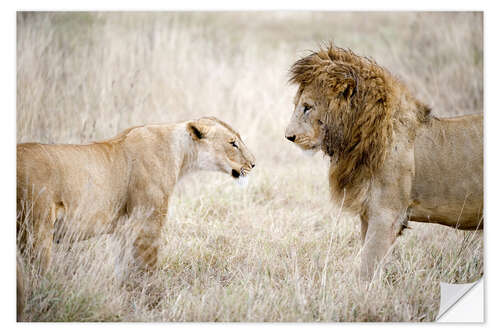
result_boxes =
[291,137,320,152]
[297,143,319,153]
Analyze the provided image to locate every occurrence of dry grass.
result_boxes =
[16,12,483,322]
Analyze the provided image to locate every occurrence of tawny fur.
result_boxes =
[17,258,24,322]
[286,44,483,280]
[17,117,256,273]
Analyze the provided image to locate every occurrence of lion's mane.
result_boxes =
[289,45,431,211]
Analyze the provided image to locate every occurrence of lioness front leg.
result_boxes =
[130,203,168,271]
[133,215,163,271]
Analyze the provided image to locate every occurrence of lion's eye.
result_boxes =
[230,141,239,149]
[303,104,312,114]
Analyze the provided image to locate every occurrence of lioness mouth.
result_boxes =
[231,169,240,178]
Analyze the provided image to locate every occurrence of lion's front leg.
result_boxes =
[360,212,368,245]
[359,210,398,281]
[359,207,409,281]
[359,147,414,281]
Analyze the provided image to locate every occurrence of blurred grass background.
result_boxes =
[17,12,483,321]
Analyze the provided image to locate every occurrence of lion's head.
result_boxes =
[286,44,430,200]
[285,84,326,154]
[187,117,256,184]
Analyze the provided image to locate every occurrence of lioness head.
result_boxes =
[187,117,256,183]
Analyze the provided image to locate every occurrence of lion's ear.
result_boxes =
[340,79,356,99]
[328,65,357,100]
[187,122,206,140]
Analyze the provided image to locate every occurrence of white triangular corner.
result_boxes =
[436,278,483,322]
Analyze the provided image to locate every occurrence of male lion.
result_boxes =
[17,117,256,273]
[285,45,483,280]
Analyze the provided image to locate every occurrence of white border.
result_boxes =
[3,1,498,332]
[8,0,489,11]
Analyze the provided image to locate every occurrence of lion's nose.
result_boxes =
[251,163,255,169]
[286,135,296,142]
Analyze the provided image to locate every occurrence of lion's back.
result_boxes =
[411,114,483,228]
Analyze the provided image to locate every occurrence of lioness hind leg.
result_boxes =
[29,199,56,274]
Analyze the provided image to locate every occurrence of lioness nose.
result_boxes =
[251,163,255,169]
[286,135,296,142]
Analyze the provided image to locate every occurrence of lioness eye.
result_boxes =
[303,104,312,113]
[230,141,239,148]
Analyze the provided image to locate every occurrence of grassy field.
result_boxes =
[16,12,483,321]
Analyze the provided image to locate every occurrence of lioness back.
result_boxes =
[17,142,130,237]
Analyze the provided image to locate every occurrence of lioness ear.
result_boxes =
[187,122,205,140]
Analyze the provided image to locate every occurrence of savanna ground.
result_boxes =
[16,12,483,322]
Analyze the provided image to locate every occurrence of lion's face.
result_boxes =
[188,118,256,183]
[285,86,325,153]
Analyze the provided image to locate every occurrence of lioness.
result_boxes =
[17,117,256,272]
[285,45,483,280]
